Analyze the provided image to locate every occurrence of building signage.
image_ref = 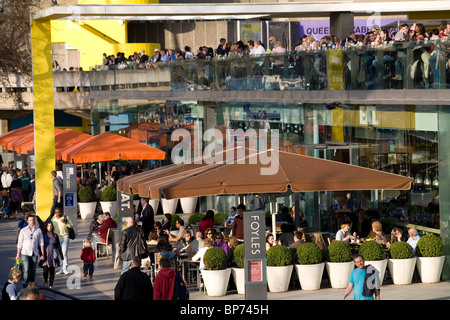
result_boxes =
[244,210,267,300]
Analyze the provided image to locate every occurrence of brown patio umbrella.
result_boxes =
[118,147,412,199]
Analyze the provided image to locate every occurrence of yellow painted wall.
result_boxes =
[409,11,450,21]
[32,19,56,221]
[52,20,160,70]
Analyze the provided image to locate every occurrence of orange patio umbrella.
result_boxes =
[11,129,92,155]
[56,132,166,163]
[0,124,34,148]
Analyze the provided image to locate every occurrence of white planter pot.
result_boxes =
[388,258,417,285]
[266,265,293,293]
[295,263,325,291]
[417,256,445,284]
[161,199,178,214]
[325,261,355,289]
[149,199,160,214]
[100,201,118,218]
[79,202,97,220]
[180,197,198,214]
[201,268,231,297]
[231,267,245,295]
[365,259,388,286]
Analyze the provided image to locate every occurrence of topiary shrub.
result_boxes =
[327,241,352,263]
[233,243,245,268]
[188,212,205,226]
[267,245,292,267]
[358,241,384,261]
[214,212,228,225]
[297,243,322,265]
[389,241,414,259]
[416,234,444,257]
[101,186,117,201]
[78,186,96,203]
[204,247,227,270]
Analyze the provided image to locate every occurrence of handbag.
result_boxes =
[64,216,76,240]
[138,236,149,259]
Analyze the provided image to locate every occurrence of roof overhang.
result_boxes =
[31,1,450,21]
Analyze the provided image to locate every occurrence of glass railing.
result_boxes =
[85,41,450,91]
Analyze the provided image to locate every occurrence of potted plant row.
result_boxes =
[266,245,293,293]
[78,186,97,220]
[325,241,354,289]
[231,243,245,294]
[201,247,231,297]
[358,240,387,286]
[416,234,445,283]
[387,241,416,285]
[100,185,117,218]
[295,243,325,291]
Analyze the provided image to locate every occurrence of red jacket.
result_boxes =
[80,247,96,262]
[153,267,175,300]
[98,218,117,244]
[199,218,214,238]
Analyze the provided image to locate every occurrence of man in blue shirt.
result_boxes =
[342,254,381,300]
[407,228,421,255]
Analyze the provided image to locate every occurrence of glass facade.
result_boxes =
[88,43,449,279]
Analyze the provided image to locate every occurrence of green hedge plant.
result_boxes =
[78,186,96,203]
[416,234,444,257]
[267,245,292,267]
[214,212,228,225]
[296,243,322,265]
[327,241,352,263]
[204,247,227,270]
[188,212,205,226]
[389,241,414,259]
[358,241,385,261]
[101,186,117,201]
[233,244,245,268]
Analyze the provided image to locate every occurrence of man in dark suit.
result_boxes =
[114,256,153,300]
[139,197,154,240]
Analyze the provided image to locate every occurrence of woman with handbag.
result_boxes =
[51,207,73,275]
[40,221,64,288]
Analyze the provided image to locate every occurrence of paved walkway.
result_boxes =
[1,213,449,301]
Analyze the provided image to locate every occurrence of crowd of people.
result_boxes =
[1,164,34,219]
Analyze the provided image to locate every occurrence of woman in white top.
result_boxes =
[336,223,352,241]
[192,238,213,270]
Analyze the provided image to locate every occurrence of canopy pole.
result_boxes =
[107,161,111,186]
[271,198,277,242]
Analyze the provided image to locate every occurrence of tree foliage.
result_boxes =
[0,0,43,105]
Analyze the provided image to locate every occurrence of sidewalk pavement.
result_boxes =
[1,213,449,301]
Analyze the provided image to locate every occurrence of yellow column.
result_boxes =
[32,19,56,221]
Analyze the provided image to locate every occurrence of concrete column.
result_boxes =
[330,12,354,43]
[0,119,9,136]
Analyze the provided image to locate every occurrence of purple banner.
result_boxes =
[298,18,399,41]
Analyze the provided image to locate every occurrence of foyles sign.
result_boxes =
[244,210,267,300]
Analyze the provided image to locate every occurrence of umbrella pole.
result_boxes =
[107,161,111,186]
[271,198,277,243]
[99,161,102,186]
